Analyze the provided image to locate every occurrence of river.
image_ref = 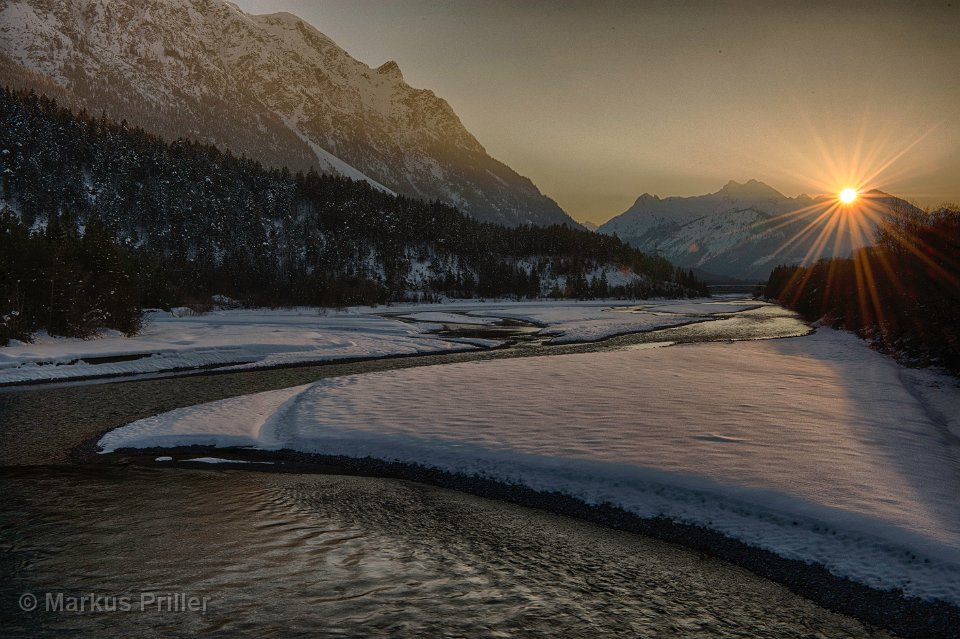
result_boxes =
[0,302,909,637]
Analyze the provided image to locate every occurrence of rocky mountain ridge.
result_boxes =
[0,0,577,227]
[600,180,921,280]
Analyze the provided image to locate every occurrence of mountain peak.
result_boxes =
[0,0,576,228]
[717,179,784,198]
[256,11,306,27]
[633,192,661,204]
[376,60,403,81]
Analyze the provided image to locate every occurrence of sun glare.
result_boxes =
[839,188,858,204]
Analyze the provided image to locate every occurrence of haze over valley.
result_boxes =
[1,2,959,638]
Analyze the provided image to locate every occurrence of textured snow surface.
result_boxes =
[100,326,960,604]
[0,308,471,384]
[435,298,748,343]
[0,299,728,384]
[393,311,502,325]
[183,457,274,465]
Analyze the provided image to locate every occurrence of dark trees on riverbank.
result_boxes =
[767,204,960,370]
[0,87,707,344]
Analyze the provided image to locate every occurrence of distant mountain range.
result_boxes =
[0,0,923,280]
[599,179,922,281]
[0,0,577,228]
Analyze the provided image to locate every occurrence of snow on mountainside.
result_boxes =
[599,180,922,281]
[0,0,576,227]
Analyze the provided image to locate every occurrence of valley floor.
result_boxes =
[0,298,752,385]
[4,298,960,636]
[97,300,960,608]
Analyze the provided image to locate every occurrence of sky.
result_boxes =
[232,0,960,224]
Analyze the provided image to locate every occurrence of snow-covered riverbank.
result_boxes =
[0,299,750,385]
[100,323,960,606]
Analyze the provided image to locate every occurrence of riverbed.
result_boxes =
[2,301,953,637]
[1,465,896,638]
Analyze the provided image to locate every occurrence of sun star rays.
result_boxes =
[747,111,951,340]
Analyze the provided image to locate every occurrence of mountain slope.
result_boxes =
[0,87,700,343]
[600,180,923,280]
[0,0,576,227]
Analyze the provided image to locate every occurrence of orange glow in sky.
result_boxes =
[233,1,960,222]
[839,188,858,204]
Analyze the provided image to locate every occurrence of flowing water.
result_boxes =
[0,302,895,637]
[0,466,892,638]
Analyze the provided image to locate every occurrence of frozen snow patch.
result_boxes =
[99,327,960,604]
[184,457,275,465]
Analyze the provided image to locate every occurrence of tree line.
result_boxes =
[0,87,707,343]
[766,203,960,370]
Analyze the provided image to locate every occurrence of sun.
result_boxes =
[839,188,858,204]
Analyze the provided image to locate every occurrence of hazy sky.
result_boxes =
[233,0,960,224]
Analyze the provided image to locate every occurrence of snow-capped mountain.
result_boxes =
[600,180,921,280]
[0,0,576,227]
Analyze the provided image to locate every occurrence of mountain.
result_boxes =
[599,180,923,280]
[1,86,703,344]
[0,0,577,228]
